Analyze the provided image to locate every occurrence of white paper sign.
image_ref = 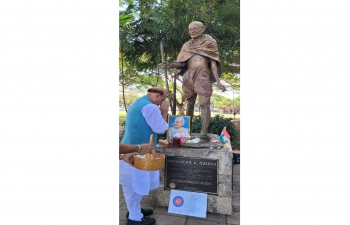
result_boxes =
[168,189,207,218]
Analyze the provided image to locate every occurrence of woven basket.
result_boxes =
[134,153,165,171]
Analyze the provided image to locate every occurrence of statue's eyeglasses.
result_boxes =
[188,26,203,32]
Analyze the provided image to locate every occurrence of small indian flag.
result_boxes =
[219,127,231,142]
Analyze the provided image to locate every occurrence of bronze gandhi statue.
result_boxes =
[161,21,226,141]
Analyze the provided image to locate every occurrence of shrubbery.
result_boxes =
[121,114,239,147]
[191,114,239,146]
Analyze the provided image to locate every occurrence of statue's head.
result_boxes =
[188,21,205,39]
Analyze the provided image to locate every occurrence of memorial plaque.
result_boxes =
[165,156,218,194]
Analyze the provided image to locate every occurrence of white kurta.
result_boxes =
[119,160,160,195]
[119,160,160,221]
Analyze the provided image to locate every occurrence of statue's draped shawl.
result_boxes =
[176,34,222,84]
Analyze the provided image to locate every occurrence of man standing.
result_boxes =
[120,86,169,225]
[161,21,226,141]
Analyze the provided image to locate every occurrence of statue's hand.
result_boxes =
[159,62,171,69]
[217,82,226,92]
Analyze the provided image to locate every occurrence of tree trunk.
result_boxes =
[232,88,234,111]
[120,42,127,113]
[167,90,186,116]
[172,69,176,115]
[160,43,173,111]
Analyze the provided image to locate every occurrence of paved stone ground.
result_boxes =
[119,164,240,225]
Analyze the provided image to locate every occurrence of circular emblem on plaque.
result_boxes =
[169,183,176,188]
[173,196,184,207]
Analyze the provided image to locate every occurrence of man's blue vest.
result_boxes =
[121,96,157,146]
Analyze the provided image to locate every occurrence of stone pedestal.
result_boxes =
[143,144,233,215]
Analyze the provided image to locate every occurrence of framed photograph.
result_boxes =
[167,116,191,141]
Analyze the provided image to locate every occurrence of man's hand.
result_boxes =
[122,152,137,166]
[159,101,170,115]
[217,82,226,92]
[140,143,154,155]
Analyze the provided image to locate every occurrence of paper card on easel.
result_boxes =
[168,189,207,218]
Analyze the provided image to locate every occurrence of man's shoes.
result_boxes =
[126,208,153,219]
[126,217,156,225]
[141,208,153,216]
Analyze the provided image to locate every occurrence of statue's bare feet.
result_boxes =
[199,134,211,142]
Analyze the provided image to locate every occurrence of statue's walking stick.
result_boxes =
[160,43,176,115]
